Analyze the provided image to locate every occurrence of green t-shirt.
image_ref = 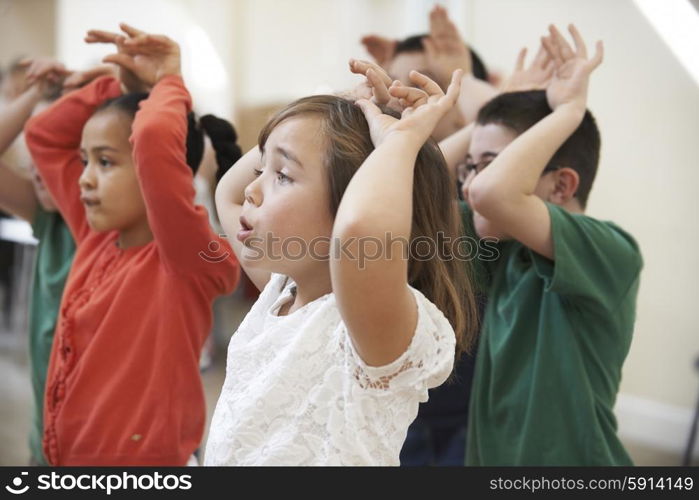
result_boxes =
[458,201,492,295]
[465,203,642,465]
[28,207,75,464]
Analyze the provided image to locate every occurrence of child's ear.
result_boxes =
[550,167,580,205]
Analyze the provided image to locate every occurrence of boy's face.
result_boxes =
[463,123,558,218]
[79,110,148,234]
[386,51,465,141]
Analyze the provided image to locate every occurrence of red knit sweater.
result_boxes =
[25,75,239,465]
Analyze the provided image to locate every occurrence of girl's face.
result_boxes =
[79,110,148,234]
[240,115,334,277]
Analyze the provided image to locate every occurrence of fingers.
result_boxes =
[408,70,444,96]
[549,25,575,62]
[355,98,383,122]
[589,40,604,70]
[349,58,392,87]
[24,59,69,85]
[514,47,527,72]
[119,23,146,38]
[102,52,138,74]
[567,24,588,59]
[421,36,437,61]
[532,42,551,69]
[541,35,562,69]
[63,65,115,90]
[366,68,391,105]
[388,83,428,108]
[443,69,463,105]
[85,30,122,44]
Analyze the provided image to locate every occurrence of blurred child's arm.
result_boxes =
[24,61,121,243]
[468,25,603,260]
[0,83,45,222]
[425,6,498,125]
[214,146,272,291]
[438,122,473,178]
[332,69,462,367]
[0,84,43,153]
[0,161,36,222]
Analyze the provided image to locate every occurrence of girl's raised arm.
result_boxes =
[94,24,240,288]
[214,146,272,291]
[331,70,462,367]
[25,66,121,243]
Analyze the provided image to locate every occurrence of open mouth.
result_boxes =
[80,196,101,207]
[240,217,252,231]
[237,216,254,243]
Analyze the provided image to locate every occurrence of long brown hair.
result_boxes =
[258,95,478,355]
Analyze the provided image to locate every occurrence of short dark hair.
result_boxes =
[476,90,601,208]
[393,34,489,82]
[95,94,242,179]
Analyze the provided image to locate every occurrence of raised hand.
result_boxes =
[62,65,117,93]
[23,58,69,85]
[356,69,463,147]
[423,5,471,89]
[360,34,397,67]
[541,24,603,113]
[348,58,404,112]
[85,23,181,92]
[500,40,555,93]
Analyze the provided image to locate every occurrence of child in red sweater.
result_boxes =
[24,25,241,465]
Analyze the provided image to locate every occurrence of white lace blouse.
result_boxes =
[204,273,455,466]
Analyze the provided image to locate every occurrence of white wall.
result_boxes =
[56,0,235,118]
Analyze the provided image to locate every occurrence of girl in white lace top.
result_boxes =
[205,65,478,465]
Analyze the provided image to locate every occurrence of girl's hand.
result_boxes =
[423,5,472,89]
[62,65,117,93]
[85,23,181,91]
[541,24,603,113]
[500,40,555,93]
[348,58,403,113]
[357,69,462,147]
[20,57,71,91]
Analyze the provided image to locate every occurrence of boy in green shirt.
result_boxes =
[460,26,642,464]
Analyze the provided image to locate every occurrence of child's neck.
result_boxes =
[280,268,333,316]
[117,222,154,250]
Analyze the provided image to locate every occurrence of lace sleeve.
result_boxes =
[340,286,456,397]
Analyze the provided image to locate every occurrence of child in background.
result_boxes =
[24,25,240,465]
[0,58,77,465]
[206,69,478,465]
[361,5,498,142]
[459,25,642,465]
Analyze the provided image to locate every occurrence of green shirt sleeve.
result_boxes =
[530,203,643,311]
[31,204,49,238]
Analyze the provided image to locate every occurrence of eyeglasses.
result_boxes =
[457,155,560,184]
